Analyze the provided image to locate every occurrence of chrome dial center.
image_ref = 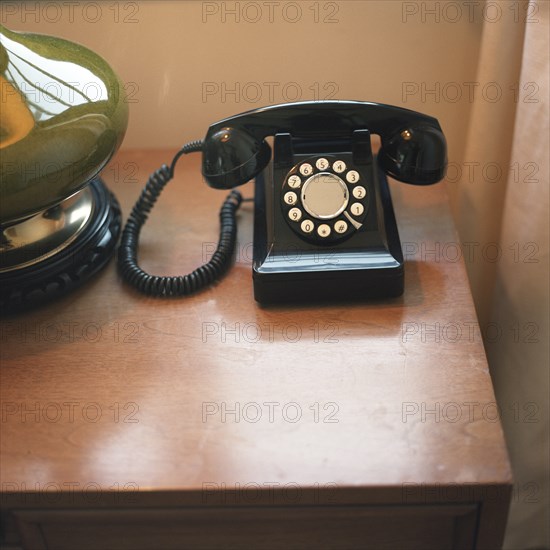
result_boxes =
[300,173,349,220]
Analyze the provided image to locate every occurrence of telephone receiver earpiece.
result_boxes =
[202,101,447,189]
[378,125,447,185]
[202,126,271,189]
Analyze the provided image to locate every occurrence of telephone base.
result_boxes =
[252,166,404,304]
[253,267,404,305]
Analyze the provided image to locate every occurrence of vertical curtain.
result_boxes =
[485,1,549,548]
[453,1,526,326]
[456,1,549,547]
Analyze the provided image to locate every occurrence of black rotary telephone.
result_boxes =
[118,101,447,303]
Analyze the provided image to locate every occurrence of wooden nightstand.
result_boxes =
[0,150,512,549]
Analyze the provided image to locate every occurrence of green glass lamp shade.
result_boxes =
[0,24,128,223]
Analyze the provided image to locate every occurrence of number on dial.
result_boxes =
[352,186,366,199]
[350,202,364,216]
[288,208,302,221]
[333,160,346,173]
[346,170,360,183]
[300,163,313,176]
[288,175,301,188]
[316,158,329,170]
[284,192,298,205]
[301,220,314,233]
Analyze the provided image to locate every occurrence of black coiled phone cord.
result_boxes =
[117,140,243,297]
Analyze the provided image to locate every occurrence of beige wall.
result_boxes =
[2,0,482,164]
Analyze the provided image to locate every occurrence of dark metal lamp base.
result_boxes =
[0,179,121,314]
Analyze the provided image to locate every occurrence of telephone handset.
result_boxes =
[118,101,447,303]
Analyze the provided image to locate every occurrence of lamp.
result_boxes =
[0,25,128,312]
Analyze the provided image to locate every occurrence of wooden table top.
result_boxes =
[0,150,512,507]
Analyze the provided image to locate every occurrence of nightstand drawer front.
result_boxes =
[14,505,478,550]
